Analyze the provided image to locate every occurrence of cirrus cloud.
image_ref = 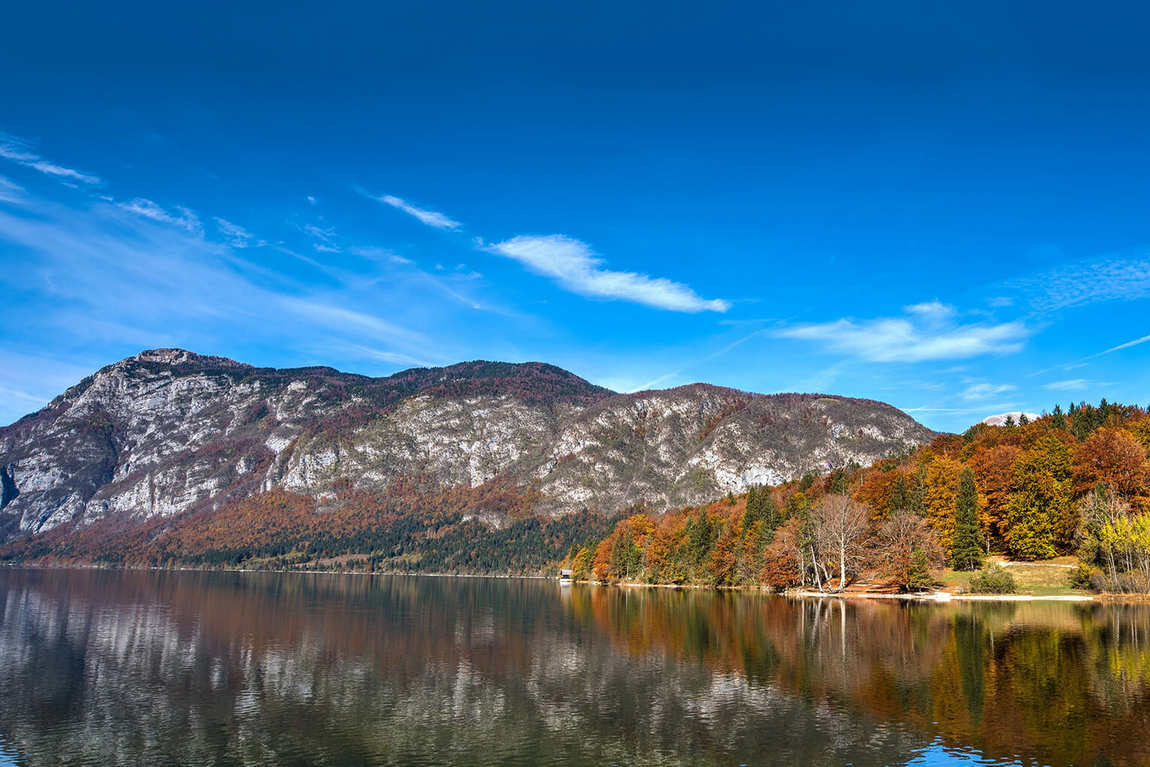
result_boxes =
[775,303,1029,362]
[0,134,101,185]
[115,198,203,236]
[374,193,461,230]
[960,382,1016,401]
[487,234,730,313]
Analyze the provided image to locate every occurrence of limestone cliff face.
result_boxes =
[0,349,934,539]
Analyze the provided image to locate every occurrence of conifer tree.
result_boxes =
[828,468,850,494]
[1018,413,1029,426]
[951,467,983,571]
[761,491,781,536]
[906,548,934,592]
[890,475,910,514]
[744,486,761,525]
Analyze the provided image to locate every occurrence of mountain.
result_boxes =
[981,411,1040,427]
[0,349,934,568]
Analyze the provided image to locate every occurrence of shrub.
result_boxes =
[1068,562,1102,591]
[968,563,1017,594]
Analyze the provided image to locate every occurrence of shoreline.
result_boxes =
[7,562,1150,602]
[787,589,1095,602]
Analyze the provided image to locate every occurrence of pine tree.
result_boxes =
[744,486,761,525]
[906,548,934,592]
[1050,404,1066,430]
[951,467,983,571]
[890,475,910,514]
[1004,414,1015,428]
[828,468,850,494]
[761,491,781,536]
[1018,413,1029,426]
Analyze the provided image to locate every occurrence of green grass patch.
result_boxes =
[937,556,1080,596]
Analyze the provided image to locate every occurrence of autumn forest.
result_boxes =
[575,400,1150,595]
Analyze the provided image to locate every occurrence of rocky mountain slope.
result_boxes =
[0,349,934,560]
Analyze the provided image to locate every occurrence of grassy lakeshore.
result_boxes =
[573,553,1150,601]
[936,555,1080,597]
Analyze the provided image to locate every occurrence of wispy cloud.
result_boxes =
[487,234,730,313]
[775,303,1028,362]
[0,195,441,390]
[1029,330,1150,378]
[300,223,341,253]
[1009,254,1150,313]
[1044,378,1090,391]
[280,298,427,345]
[0,349,100,425]
[372,193,461,230]
[116,198,203,236]
[0,133,101,185]
[214,217,260,248]
[904,301,955,320]
[904,404,1019,416]
[960,382,1016,401]
[631,328,767,391]
[0,176,24,204]
[1093,332,1150,357]
[339,343,437,368]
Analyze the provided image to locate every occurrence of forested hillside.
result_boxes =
[0,349,934,571]
[576,401,1150,593]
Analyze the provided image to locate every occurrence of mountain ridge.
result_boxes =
[0,348,936,565]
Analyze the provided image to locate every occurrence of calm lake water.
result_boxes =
[0,569,1147,766]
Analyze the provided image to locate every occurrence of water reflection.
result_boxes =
[0,570,1146,766]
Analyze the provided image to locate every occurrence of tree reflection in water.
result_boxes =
[0,569,1146,766]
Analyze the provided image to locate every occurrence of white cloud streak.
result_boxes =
[214,217,260,248]
[487,234,730,313]
[1044,379,1090,391]
[1094,332,1150,357]
[116,198,203,236]
[279,298,427,346]
[375,194,461,230]
[960,382,1016,401]
[0,134,101,185]
[0,196,440,391]
[1009,254,1150,313]
[775,304,1028,362]
[0,176,24,203]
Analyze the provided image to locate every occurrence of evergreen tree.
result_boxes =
[951,467,983,571]
[744,486,762,525]
[761,491,781,534]
[1050,404,1066,430]
[906,548,934,592]
[890,475,910,513]
[1004,414,1015,428]
[1018,413,1029,426]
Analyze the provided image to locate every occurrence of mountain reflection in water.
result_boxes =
[0,569,1147,766]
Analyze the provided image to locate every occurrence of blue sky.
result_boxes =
[2,1,1150,431]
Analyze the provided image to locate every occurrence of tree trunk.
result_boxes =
[839,540,847,592]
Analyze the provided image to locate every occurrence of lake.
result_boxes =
[0,569,1146,766]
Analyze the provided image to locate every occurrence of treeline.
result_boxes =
[0,479,621,577]
[573,400,1150,593]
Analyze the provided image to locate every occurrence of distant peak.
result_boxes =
[129,349,252,369]
[982,411,1040,426]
